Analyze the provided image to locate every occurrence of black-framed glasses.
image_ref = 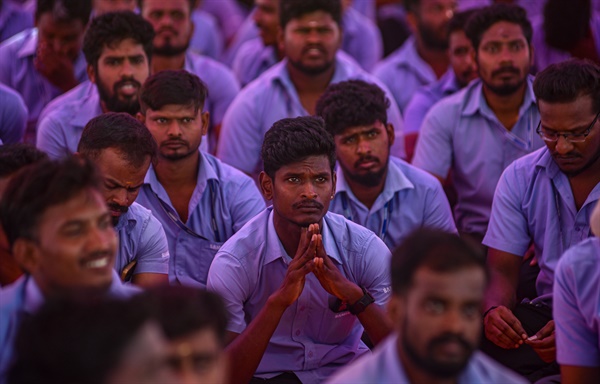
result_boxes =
[536,111,600,143]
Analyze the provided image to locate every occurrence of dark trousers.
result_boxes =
[480,302,560,382]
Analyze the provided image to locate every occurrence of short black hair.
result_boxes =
[0,156,102,248]
[139,69,208,114]
[315,80,390,136]
[0,144,48,179]
[465,3,532,51]
[83,11,155,67]
[279,0,341,29]
[78,112,157,168]
[137,0,195,13]
[8,297,155,384]
[137,286,228,345]
[543,0,591,52]
[391,229,487,294]
[533,59,600,113]
[448,9,477,37]
[261,116,336,179]
[35,0,92,25]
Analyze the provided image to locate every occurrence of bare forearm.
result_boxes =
[357,304,393,346]
[484,250,521,310]
[225,295,288,384]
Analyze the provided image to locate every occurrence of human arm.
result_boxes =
[0,86,27,144]
[36,113,71,159]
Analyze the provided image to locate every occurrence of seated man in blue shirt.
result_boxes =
[77,112,170,287]
[553,201,600,384]
[37,11,155,159]
[328,229,527,384]
[0,156,140,379]
[315,79,457,251]
[136,70,265,289]
[207,116,393,384]
[482,59,600,380]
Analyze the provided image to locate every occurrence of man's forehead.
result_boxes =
[338,121,385,137]
[409,266,486,298]
[147,103,200,117]
[277,155,332,173]
[287,10,338,27]
[101,38,147,56]
[481,21,526,42]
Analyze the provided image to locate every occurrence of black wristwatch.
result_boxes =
[348,287,375,315]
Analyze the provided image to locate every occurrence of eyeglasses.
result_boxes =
[536,111,600,143]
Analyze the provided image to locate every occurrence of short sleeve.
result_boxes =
[134,213,170,275]
[412,103,453,178]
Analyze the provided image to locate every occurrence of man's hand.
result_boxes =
[312,232,363,303]
[525,320,556,363]
[34,41,78,92]
[272,225,318,308]
[484,306,528,349]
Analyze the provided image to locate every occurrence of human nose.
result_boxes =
[554,135,575,154]
[356,137,371,155]
[301,181,318,199]
[120,59,134,77]
[112,188,129,206]
[166,121,183,138]
[442,309,467,334]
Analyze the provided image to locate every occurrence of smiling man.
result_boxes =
[481,59,600,381]
[77,112,169,287]
[36,11,154,159]
[327,230,527,384]
[208,116,393,384]
[316,80,456,250]
[0,156,140,380]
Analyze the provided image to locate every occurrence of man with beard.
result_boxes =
[36,11,154,159]
[413,3,544,244]
[138,0,239,153]
[0,156,140,379]
[403,9,479,136]
[77,112,169,287]
[136,70,265,289]
[327,230,527,384]
[372,0,457,114]
[217,0,406,179]
[316,80,456,251]
[207,116,393,384]
[481,59,600,381]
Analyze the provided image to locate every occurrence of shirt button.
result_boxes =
[295,330,300,336]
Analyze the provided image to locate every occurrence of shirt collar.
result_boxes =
[263,208,343,265]
[114,208,137,234]
[335,157,414,211]
[439,70,461,95]
[16,27,37,59]
[23,276,45,314]
[393,36,438,82]
[72,85,103,127]
[462,76,537,117]
[533,147,562,179]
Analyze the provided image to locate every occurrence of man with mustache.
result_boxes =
[328,230,527,384]
[138,0,240,153]
[36,11,154,159]
[0,156,140,380]
[136,70,265,289]
[77,112,169,287]
[217,0,406,179]
[481,59,600,381]
[316,79,456,251]
[413,3,544,245]
[208,116,393,383]
[372,0,457,114]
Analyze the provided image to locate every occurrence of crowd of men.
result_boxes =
[0,0,599,383]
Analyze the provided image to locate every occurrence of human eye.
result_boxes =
[424,299,445,315]
[510,41,525,52]
[483,43,499,54]
[366,130,379,139]
[104,182,119,191]
[131,55,145,65]
[155,117,168,124]
[62,222,84,237]
[104,58,121,66]
[181,117,194,123]
[462,303,480,319]
[287,176,301,183]
[295,27,310,35]
[315,176,328,183]
[342,135,357,145]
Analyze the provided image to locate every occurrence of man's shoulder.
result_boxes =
[373,38,413,73]
[186,51,236,78]
[217,209,270,256]
[502,147,549,181]
[390,156,443,189]
[324,211,381,248]
[463,351,528,383]
[557,237,600,274]
[203,152,256,187]
[39,85,98,126]
[0,27,34,55]
[0,277,26,310]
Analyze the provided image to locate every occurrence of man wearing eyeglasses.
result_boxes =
[481,59,600,381]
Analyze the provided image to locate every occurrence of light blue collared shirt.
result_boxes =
[483,147,600,302]
[231,38,277,87]
[554,237,600,367]
[0,28,88,135]
[114,202,170,277]
[372,36,441,114]
[342,6,383,72]
[136,151,265,288]
[0,83,27,143]
[403,69,461,134]
[36,82,102,159]
[184,51,240,153]
[217,52,406,176]
[190,9,224,61]
[330,156,457,250]
[413,77,544,237]
[207,208,392,384]
[0,272,139,382]
[0,0,32,43]
[326,334,528,384]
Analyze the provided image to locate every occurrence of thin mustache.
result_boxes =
[492,67,519,76]
[293,200,324,210]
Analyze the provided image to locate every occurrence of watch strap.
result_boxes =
[348,286,375,315]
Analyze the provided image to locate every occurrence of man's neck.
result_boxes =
[415,41,449,79]
[153,152,199,189]
[287,62,336,95]
[566,157,600,211]
[272,213,323,259]
[482,84,527,131]
[151,53,186,73]
[396,338,459,384]
[344,170,387,210]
